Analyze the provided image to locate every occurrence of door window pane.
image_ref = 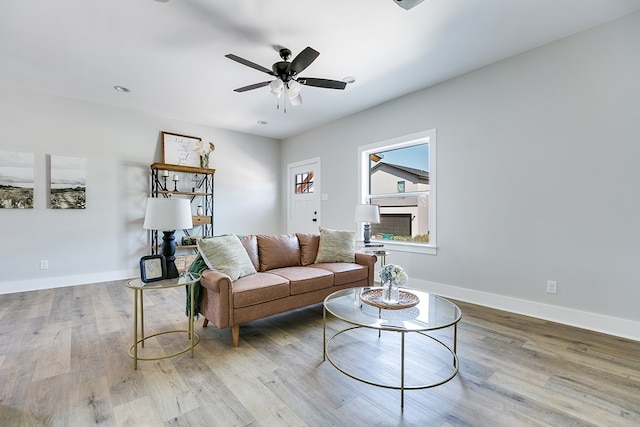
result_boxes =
[295,172,314,194]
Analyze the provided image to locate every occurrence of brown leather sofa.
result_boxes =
[198,233,377,346]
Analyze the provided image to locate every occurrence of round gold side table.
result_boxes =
[126,272,201,369]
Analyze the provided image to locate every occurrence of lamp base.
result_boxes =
[161,230,180,279]
[363,223,371,245]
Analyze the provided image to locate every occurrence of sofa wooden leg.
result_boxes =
[232,324,240,347]
[202,318,209,327]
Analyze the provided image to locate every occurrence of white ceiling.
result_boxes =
[1,0,639,140]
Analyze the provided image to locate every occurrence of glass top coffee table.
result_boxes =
[323,287,461,409]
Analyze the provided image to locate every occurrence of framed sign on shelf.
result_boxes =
[161,131,201,167]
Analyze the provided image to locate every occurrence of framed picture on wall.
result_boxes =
[0,150,34,209]
[49,155,87,209]
[161,131,202,167]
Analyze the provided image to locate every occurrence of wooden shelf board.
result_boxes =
[151,162,216,174]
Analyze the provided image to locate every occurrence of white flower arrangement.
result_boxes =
[194,141,215,168]
[378,264,408,286]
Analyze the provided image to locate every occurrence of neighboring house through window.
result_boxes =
[358,129,436,254]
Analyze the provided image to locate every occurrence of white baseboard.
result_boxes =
[0,270,135,295]
[3,272,639,342]
[409,278,640,342]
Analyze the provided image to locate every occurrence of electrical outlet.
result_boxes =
[39,260,48,270]
[546,280,557,294]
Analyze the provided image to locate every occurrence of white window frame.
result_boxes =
[357,129,437,255]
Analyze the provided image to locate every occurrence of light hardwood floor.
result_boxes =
[0,280,638,426]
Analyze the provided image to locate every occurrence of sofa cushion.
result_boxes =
[257,234,301,271]
[310,263,368,286]
[268,266,334,295]
[240,235,260,271]
[197,235,257,281]
[232,272,290,308]
[296,233,320,266]
[314,227,356,263]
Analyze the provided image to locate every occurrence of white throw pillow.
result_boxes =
[197,235,256,281]
[314,227,356,263]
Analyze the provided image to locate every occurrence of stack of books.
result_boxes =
[363,243,387,255]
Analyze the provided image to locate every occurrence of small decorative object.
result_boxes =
[172,174,179,191]
[379,264,408,304]
[195,141,215,168]
[161,170,169,190]
[360,288,419,310]
[196,205,204,216]
[139,254,167,283]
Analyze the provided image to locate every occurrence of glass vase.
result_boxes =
[382,280,399,304]
[200,154,209,168]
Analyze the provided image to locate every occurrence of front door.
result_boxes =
[287,158,321,234]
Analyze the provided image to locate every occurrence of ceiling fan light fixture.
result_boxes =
[286,80,302,98]
[394,0,425,10]
[270,79,283,96]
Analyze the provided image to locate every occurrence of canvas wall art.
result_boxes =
[0,150,34,209]
[49,155,86,209]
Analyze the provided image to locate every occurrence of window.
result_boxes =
[358,129,436,254]
[295,171,314,194]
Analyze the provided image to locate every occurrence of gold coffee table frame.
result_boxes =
[126,272,201,369]
[323,287,461,409]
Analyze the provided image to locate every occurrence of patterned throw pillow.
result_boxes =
[314,227,356,263]
[197,235,257,281]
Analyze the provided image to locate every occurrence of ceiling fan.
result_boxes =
[225,46,347,108]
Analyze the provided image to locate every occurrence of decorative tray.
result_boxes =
[360,289,420,310]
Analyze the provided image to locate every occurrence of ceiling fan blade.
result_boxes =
[225,54,274,75]
[233,81,271,92]
[289,93,302,106]
[298,77,347,90]
[288,47,320,75]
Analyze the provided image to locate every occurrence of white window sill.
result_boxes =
[368,240,437,255]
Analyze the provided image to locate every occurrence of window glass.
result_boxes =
[360,134,434,248]
[295,172,314,194]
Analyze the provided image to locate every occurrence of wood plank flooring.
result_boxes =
[0,280,638,426]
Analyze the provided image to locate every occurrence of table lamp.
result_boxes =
[143,197,193,279]
[354,204,380,245]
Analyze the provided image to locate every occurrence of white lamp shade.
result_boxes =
[143,197,193,231]
[354,204,380,223]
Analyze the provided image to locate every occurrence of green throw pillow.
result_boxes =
[314,227,356,263]
[197,234,256,281]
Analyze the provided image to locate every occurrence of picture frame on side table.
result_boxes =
[161,131,202,167]
[140,254,167,283]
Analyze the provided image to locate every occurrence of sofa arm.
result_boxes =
[355,252,377,286]
[199,269,233,329]
[200,269,231,293]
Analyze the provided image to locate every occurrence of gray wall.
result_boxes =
[0,86,281,293]
[281,12,640,339]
